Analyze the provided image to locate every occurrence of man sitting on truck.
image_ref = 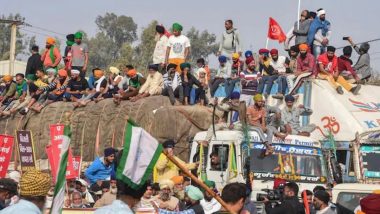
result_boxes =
[203,92,245,143]
[246,94,275,155]
[281,94,316,136]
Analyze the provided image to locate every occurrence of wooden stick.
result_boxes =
[163,152,236,214]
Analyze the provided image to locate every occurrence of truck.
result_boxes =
[308,80,380,184]
[331,183,379,212]
[190,129,328,212]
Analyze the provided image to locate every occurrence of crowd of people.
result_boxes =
[0,8,373,118]
[1,145,379,214]
[0,6,377,214]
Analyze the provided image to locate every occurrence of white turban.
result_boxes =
[109,66,120,75]
[71,69,80,74]
[317,9,326,17]
[159,179,174,191]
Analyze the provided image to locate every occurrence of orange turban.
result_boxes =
[2,75,13,82]
[171,176,184,185]
[299,44,309,51]
[46,37,56,45]
[127,69,137,77]
[94,69,104,79]
[58,69,67,77]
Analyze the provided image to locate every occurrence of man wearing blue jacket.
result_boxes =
[85,147,116,192]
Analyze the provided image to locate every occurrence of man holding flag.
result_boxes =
[154,140,198,183]
[96,120,163,213]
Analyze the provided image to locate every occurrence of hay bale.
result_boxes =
[0,96,211,161]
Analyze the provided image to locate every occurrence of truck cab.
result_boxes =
[352,129,380,183]
[332,183,380,212]
[190,129,328,212]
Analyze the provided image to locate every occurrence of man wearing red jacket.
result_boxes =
[337,46,361,83]
[316,46,360,95]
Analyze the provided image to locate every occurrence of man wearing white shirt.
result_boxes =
[165,23,191,72]
[270,49,288,100]
[153,25,169,66]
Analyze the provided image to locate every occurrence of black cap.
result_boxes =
[163,140,175,149]
[0,178,18,196]
[148,64,159,71]
[166,63,177,71]
[66,34,75,42]
[285,94,295,102]
[104,147,116,157]
[31,45,39,52]
[156,25,165,34]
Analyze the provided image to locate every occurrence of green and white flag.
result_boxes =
[117,120,163,189]
[50,125,71,214]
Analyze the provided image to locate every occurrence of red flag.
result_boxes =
[48,124,77,182]
[267,17,286,43]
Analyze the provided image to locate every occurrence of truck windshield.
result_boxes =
[248,143,326,178]
[360,145,380,178]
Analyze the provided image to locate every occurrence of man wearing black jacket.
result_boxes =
[25,45,43,81]
[264,182,305,214]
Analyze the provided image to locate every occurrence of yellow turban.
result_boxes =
[20,170,51,197]
[46,37,56,45]
[373,189,380,194]
[171,176,184,185]
[253,94,263,102]
[2,75,13,82]
[232,53,240,59]
[94,69,104,79]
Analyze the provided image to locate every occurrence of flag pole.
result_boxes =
[265,38,269,49]
[297,0,301,30]
[163,151,236,214]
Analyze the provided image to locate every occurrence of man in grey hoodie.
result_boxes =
[285,10,312,49]
[348,37,372,80]
[217,20,242,63]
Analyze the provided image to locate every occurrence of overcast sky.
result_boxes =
[2,0,380,69]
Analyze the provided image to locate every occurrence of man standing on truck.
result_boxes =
[217,20,242,64]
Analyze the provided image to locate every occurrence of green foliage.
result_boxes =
[87,32,116,69]
[133,20,158,73]
[95,12,137,44]
[186,27,218,63]
[112,43,134,69]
